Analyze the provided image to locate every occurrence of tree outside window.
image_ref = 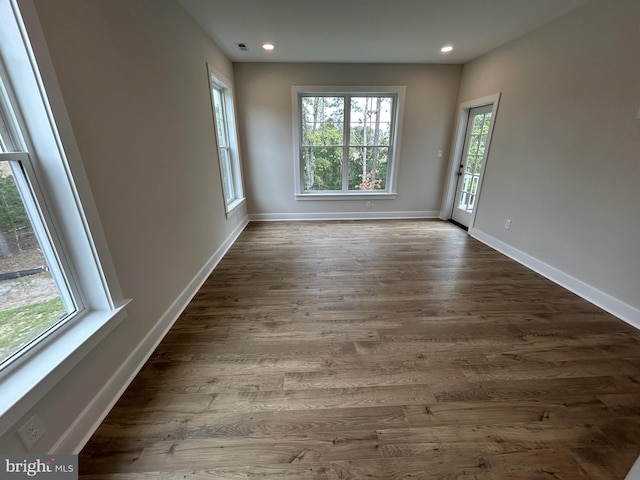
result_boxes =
[294,87,404,197]
[0,81,74,365]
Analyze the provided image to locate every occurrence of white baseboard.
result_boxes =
[469,227,640,330]
[626,455,640,480]
[249,211,440,221]
[54,215,250,453]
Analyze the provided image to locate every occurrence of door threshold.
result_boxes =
[448,219,468,232]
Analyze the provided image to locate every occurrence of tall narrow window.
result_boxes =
[208,67,244,215]
[0,76,76,365]
[293,86,405,199]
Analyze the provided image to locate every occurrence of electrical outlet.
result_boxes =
[17,413,45,449]
[504,219,512,230]
[365,201,371,209]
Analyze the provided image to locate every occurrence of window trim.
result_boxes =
[207,64,245,217]
[0,71,79,324]
[292,85,405,200]
[0,151,79,361]
[0,0,128,435]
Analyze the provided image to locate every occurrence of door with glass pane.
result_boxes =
[451,105,493,228]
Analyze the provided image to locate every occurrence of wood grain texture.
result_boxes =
[79,220,640,479]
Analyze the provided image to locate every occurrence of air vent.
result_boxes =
[235,43,249,51]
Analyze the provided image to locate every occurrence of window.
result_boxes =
[293,86,405,199]
[0,76,77,365]
[0,0,126,434]
[208,65,244,215]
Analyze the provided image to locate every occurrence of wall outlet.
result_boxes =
[365,201,371,209]
[17,413,45,450]
[504,219,512,230]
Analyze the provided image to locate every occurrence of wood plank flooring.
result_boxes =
[79,220,640,479]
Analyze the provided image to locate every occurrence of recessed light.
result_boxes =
[441,45,454,53]
[262,43,275,51]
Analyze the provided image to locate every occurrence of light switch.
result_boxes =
[437,149,443,158]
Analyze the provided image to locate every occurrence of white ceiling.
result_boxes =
[178,0,591,64]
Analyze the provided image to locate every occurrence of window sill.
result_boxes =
[0,301,130,437]
[225,197,246,217]
[296,192,397,201]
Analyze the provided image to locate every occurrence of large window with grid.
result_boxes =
[293,86,405,198]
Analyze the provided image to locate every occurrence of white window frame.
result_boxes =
[0,74,79,322]
[0,0,128,435]
[292,85,405,200]
[207,64,245,217]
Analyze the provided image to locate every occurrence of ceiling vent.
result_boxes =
[235,43,249,51]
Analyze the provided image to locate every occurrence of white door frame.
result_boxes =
[440,93,500,230]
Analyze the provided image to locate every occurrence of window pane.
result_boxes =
[0,162,69,364]
[348,146,388,190]
[212,88,228,148]
[469,135,480,156]
[482,113,492,134]
[472,114,485,134]
[219,148,234,203]
[466,157,475,173]
[350,96,392,146]
[471,175,479,195]
[477,136,487,157]
[302,146,342,191]
[301,97,344,146]
[475,156,483,174]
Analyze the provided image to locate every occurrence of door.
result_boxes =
[451,104,493,228]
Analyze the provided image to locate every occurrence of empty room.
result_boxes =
[0,0,639,478]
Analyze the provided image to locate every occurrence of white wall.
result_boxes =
[457,0,640,318]
[234,63,461,219]
[0,0,246,452]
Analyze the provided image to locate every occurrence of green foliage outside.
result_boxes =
[0,168,29,233]
[465,112,492,175]
[301,96,392,192]
[0,166,66,364]
[458,112,493,210]
[0,295,66,363]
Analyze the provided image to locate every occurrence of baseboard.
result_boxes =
[249,211,440,221]
[469,227,640,330]
[54,215,250,453]
[625,455,640,480]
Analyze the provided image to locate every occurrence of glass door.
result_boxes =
[451,105,493,228]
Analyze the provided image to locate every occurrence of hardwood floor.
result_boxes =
[79,220,640,479]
